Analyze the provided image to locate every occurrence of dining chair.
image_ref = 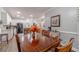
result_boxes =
[55,38,74,52]
[15,33,21,52]
[42,30,50,37]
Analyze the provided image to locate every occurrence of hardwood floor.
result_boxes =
[0,36,18,52]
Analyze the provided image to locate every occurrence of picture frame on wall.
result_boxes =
[51,15,60,27]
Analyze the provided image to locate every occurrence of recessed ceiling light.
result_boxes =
[17,11,21,14]
[29,14,33,17]
[41,15,45,19]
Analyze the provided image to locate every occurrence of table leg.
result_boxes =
[0,35,2,44]
[6,34,8,44]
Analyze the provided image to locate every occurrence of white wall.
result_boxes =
[0,8,1,20]
[44,7,79,50]
[7,13,12,24]
[45,7,78,33]
[77,8,79,35]
[78,22,79,34]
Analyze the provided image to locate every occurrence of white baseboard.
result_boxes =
[57,30,78,35]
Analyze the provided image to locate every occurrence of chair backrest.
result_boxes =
[42,30,50,37]
[56,38,74,52]
[15,33,21,52]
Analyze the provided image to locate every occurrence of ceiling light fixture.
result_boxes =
[41,15,45,19]
[17,11,21,14]
[29,14,33,17]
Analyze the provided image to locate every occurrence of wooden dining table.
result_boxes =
[17,32,60,52]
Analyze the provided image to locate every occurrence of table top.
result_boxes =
[18,32,60,52]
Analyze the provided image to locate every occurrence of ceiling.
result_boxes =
[3,7,51,19]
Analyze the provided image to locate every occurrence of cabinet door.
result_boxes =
[1,11,7,25]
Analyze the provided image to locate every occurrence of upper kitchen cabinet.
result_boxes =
[0,8,7,25]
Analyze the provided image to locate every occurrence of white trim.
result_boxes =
[57,30,78,35]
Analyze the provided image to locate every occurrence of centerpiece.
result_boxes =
[30,23,40,46]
